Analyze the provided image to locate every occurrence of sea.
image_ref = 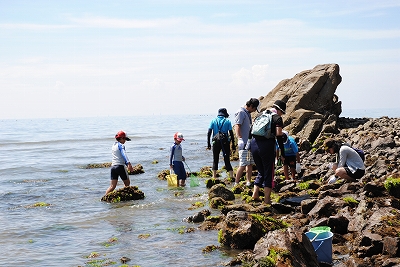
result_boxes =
[0,108,398,267]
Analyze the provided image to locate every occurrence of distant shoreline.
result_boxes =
[340,107,400,119]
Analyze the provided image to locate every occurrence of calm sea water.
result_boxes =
[0,114,243,267]
[0,109,398,267]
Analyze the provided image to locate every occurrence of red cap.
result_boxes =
[174,132,184,141]
[115,131,131,141]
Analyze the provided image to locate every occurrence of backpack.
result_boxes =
[212,119,229,145]
[251,110,274,139]
[353,147,365,162]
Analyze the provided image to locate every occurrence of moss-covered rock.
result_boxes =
[101,186,145,203]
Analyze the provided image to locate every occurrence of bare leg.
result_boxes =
[235,166,245,183]
[252,184,260,200]
[290,167,296,180]
[105,180,118,195]
[122,178,130,187]
[263,187,272,204]
[228,170,234,179]
[283,165,289,180]
[245,165,253,183]
[212,170,217,178]
[335,167,356,182]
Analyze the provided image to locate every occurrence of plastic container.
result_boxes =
[310,226,331,234]
[305,230,333,264]
[167,170,177,186]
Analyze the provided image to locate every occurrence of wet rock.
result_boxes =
[184,209,211,223]
[101,186,145,202]
[253,228,319,267]
[208,184,234,200]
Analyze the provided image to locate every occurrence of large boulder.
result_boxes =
[257,63,342,145]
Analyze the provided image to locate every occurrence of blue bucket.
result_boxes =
[305,231,333,263]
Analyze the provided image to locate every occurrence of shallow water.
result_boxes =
[0,115,239,267]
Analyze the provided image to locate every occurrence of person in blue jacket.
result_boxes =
[207,108,235,179]
[170,132,187,187]
[275,130,301,180]
[105,130,135,195]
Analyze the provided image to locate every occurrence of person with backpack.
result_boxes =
[250,100,287,204]
[324,138,365,183]
[207,108,235,179]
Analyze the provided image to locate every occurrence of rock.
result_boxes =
[257,63,342,144]
[208,184,235,200]
[101,186,145,202]
[253,228,320,267]
[197,64,400,267]
[184,209,211,223]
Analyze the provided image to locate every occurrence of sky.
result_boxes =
[0,0,399,119]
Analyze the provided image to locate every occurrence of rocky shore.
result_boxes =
[189,65,400,267]
[193,115,400,267]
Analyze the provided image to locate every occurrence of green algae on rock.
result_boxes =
[101,185,145,203]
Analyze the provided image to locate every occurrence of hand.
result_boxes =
[238,138,244,150]
[127,164,134,173]
[295,163,301,173]
[244,139,251,150]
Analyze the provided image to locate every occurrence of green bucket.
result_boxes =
[310,226,331,234]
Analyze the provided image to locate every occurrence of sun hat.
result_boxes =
[273,100,286,114]
[115,130,131,141]
[174,132,185,141]
[218,108,229,118]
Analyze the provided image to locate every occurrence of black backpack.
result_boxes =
[212,119,228,145]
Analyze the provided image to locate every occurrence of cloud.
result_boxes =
[69,16,183,29]
[140,78,164,88]
[230,65,269,87]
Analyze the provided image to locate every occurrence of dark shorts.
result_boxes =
[110,165,129,180]
[173,161,187,180]
[344,167,365,179]
[283,155,297,168]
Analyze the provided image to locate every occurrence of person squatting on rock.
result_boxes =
[234,98,260,186]
[105,131,135,195]
[207,108,235,179]
[324,138,365,184]
[251,100,286,204]
[275,130,301,180]
[170,132,187,187]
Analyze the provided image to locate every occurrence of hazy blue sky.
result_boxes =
[1,0,399,119]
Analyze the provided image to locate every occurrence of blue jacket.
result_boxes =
[276,135,298,157]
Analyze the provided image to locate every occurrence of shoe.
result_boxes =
[246,181,251,186]
[328,175,337,184]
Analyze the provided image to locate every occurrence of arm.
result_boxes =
[118,143,130,165]
[275,126,285,157]
[207,128,212,149]
[235,124,245,150]
[169,145,176,167]
[229,129,235,151]
[234,124,241,138]
[119,143,134,172]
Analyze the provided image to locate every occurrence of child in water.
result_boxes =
[105,130,134,195]
[169,132,187,186]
